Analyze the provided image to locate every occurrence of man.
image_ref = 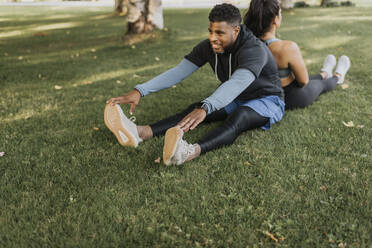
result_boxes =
[105,3,285,165]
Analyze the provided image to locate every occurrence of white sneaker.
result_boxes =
[320,54,336,79]
[163,126,195,165]
[104,104,142,147]
[335,55,351,84]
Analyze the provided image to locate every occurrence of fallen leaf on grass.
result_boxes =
[33,32,48,37]
[342,121,354,127]
[66,30,70,35]
[131,45,136,49]
[132,74,140,78]
[320,185,328,191]
[18,56,23,60]
[154,157,161,163]
[93,127,99,131]
[93,56,97,60]
[163,27,168,32]
[155,57,160,61]
[338,242,347,248]
[73,83,78,87]
[4,52,8,56]
[338,47,343,52]
[38,74,42,79]
[0,152,5,157]
[116,80,121,84]
[90,48,96,52]
[244,161,251,167]
[341,84,349,89]
[357,125,365,128]
[172,85,177,88]
[81,81,93,85]
[327,112,332,115]
[265,231,278,243]
[54,85,62,90]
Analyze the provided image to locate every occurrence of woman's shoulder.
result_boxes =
[279,40,300,53]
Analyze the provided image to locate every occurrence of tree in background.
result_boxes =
[320,0,331,6]
[122,0,163,34]
[281,0,294,9]
[115,0,129,16]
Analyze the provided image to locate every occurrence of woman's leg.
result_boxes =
[285,76,338,110]
[198,106,269,154]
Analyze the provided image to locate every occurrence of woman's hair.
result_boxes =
[243,0,280,37]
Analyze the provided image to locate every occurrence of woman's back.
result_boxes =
[265,39,297,87]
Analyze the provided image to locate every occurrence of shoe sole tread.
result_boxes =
[104,104,137,147]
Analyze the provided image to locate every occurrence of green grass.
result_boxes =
[1,6,371,247]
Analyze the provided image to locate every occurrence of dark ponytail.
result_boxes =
[243,0,280,38]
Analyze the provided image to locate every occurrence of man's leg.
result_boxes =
[198,106,269,154]
[163,106,268,165]
[145,102,228,138]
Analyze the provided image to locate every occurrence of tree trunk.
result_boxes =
[281,0,294,9]
[320,0,330,6]
[115,0,129,16]
[126,0,163,34]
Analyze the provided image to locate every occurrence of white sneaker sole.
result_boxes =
[163,126,182,165]
[104,104,138,147]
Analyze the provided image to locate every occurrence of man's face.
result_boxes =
[208,21,240,54]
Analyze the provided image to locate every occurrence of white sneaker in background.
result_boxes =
[335,55,351,84]
[104,104,142,147]
[163,126,195,166]
[320,54,337,79]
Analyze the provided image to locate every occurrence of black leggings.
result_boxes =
[284,74,338,110]
[150,103,269,154]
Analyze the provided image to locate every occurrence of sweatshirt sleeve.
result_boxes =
[201,69,256,114]
[134,58,199,97]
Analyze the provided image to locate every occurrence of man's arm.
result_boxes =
[135,58,199,96]
[201,69,256,114]
[178,69,256,132]
[106,59,199,114]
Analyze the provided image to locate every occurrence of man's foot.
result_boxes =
[335,55,351,84]
[320,54,336,79]
[104,104,142,147]
[163,126,196,165]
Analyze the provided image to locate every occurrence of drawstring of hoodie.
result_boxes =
[215,53,232,82]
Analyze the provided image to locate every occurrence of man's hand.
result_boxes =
[178,108,207,132]
[106,89,141,114]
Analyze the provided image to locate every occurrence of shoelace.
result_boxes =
[179,139,195,159]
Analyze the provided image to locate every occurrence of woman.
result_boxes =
[244,0,351,110]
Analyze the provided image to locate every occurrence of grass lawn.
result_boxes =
[1,6,371,247]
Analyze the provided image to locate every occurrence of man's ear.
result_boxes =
[233,25,241,38]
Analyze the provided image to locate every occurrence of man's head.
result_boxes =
[208,3,242,54]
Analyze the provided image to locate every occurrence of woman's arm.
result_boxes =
[286,41,309,87]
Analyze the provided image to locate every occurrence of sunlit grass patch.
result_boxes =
[0,6,371,248]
